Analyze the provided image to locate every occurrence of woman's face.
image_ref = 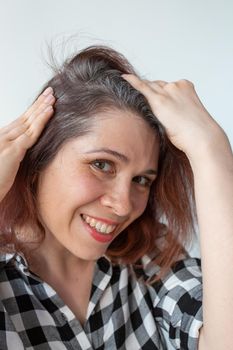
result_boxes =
[37,110,159,261]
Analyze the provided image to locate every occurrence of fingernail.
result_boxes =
[42,87,53,96]
[44,94,54,103]
[121,74,131,80]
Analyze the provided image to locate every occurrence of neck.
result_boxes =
[25,233,96,283]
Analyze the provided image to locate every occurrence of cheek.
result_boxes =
[121,194,149,233]
[68,172,105,202]
[132,192,150,219]
[38,172,104,213]
[37,173,105,232]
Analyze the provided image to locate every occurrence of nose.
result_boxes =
[100,183,133,218]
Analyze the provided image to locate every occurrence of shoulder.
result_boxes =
[136,251,201,284]
[0,253,17,285]
[142,254,202,300]
[142,255,202,349]
[156,257,202,293]
[0,252,29,281]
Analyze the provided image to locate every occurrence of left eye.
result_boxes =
[133,176,152,187]
[91,160,114,173]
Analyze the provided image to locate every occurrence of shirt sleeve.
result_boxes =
[146,257,203,350]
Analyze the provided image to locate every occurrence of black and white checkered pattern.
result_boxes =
[0,252,202,349]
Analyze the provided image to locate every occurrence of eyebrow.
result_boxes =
[84,148,157,176]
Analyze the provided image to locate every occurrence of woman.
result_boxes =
[0,46,232,350]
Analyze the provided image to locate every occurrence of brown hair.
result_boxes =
[0,45,195,282]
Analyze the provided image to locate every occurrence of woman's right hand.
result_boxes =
[0,87,55,202]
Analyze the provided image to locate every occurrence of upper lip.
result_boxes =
[81,214,120,226]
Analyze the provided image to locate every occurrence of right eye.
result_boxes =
[91,160,115,174]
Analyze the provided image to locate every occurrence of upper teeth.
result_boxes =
[82,214,116,234]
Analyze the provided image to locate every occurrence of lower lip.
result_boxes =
[81,218,115,243]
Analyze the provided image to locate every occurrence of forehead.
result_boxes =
[97,108,157,142]
[66,109,159,167]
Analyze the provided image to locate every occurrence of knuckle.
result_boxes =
[24,128,33,137]
[154,80,167,88]
[178,79,195,87]
[138,80,148,90]
[20,115,28,124]
[156,94,166,105]
[163,81,177,91]
[21,118,30,131]
[21,110,30,120]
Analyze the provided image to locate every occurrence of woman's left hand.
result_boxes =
[121,75,233,350]
[122,74,227,161]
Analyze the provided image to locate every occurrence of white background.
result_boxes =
[1,0,232,265]
[0,0,233,144]
[0,1,232,346]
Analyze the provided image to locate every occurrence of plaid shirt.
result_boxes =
[0,252,202,350]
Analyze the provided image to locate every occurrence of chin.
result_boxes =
[72,248,107,262]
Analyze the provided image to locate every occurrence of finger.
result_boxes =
[26,95,56,125]
[4,123,28,140]
[3,87,55,140]
[146,81,168,93]
[0,114,31,139]
[122,74,166,98]
[151,80,168,88]
[122,74,157,95]
[8,104,53,143]
[3,97,55,140]
[24,90,55,121]
[1,87,55,136]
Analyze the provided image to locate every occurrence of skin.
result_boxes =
[8,108,158,324]
[122,74,233,350]
[0,75,232,346]
[34,111,158,274]
[0,87,55,203]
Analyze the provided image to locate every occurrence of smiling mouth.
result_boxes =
[81,214,117,235]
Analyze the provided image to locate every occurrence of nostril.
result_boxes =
[100,194,132,217]
[113,199,132,217]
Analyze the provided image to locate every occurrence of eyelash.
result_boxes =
[133,176,153,188]
[90,160,153,188]
[91,160,115,174]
